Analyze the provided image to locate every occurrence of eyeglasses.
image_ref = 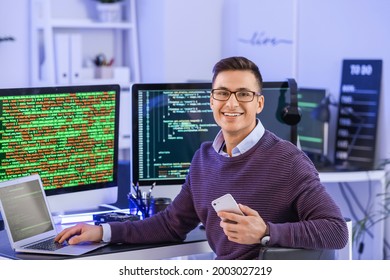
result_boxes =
[211,89,261,102]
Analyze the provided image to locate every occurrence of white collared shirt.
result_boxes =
[212,119,265,157]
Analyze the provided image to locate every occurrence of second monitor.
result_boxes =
[297,88,328,165]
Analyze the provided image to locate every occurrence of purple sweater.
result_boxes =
[110,131,348,259]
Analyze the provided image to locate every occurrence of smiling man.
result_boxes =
[56,56,348,260]
[210,60,264,157]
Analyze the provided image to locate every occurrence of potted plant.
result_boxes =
[94,0,124,22]
[352,163,390,259]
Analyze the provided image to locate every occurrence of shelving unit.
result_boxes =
[29,0,140,87]
[29,0,139,154]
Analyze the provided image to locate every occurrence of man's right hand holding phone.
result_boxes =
[218,203,268,245]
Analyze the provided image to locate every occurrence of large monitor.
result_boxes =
[131,82,296,187]
[297,88,328,163]
[131,83,218,187]
[0,84,120,215]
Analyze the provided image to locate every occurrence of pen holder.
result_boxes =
[128,196,154,219]
[129,198,139,216]
[95,66,113,79]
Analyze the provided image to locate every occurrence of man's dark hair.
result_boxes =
[212,56,263,91]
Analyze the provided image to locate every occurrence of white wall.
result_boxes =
[221,0,297,81]
[0,0,29,88]
[297,0,390,164]
[137,0,223,83]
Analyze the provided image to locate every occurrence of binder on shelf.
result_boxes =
[54,33,70,84]
[70,34,83,84]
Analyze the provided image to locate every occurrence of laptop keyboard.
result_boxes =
[25,238,67,251]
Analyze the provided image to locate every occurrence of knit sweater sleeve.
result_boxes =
[267,152,349,249]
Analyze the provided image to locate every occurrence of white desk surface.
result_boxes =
[319,169,385,183]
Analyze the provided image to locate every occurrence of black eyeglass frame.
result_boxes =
[211,89,262,102]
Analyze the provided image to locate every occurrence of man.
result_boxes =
[56,56,348,259]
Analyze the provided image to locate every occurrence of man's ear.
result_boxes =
[256,95,264,114]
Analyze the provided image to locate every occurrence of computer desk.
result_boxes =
[0,221,212,260]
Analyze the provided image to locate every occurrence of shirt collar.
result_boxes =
[212,119,265,157]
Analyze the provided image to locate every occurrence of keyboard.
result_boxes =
[93,212,140,225]
[25,238,66,251]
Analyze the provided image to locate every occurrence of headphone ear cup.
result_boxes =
[281,106,302,126]
[282,78,301,126]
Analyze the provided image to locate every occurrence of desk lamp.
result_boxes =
[311,94,334,167]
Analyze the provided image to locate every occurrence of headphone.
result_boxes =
[280,78,302,126]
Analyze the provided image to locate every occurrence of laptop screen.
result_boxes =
[0,178,53,242]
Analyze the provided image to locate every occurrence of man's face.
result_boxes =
[210,70,264,139]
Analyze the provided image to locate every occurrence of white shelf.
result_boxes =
[51,19,134,29]
[29,0,140,86]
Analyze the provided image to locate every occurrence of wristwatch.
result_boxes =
[260,235,270,246]
[260,224,270,246]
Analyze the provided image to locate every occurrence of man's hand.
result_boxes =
[55,223,103,245]
[217,204,267,244]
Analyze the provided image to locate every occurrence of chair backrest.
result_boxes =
[259,247,336,260]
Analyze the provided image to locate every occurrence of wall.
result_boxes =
[137,0,223,83]
[0,0,29,88]
[297,0,390,164]
[221,0,297,81]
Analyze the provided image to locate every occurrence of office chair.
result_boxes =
[259,247,336,260]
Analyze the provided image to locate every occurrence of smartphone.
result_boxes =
[211,193,244,216]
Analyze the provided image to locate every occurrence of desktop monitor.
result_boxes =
[297,88,328,162]
[0,84,120,215]
[131,82,296,187]
[131,83,218,187]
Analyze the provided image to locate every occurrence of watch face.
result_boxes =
[261,235,270,246]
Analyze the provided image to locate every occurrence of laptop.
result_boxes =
[0,174,107,255]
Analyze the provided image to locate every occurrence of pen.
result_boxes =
[136,182,142,200]
[107,58,115,66]
[147,182,156,199]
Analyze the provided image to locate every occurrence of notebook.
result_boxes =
[0,174,107,256]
